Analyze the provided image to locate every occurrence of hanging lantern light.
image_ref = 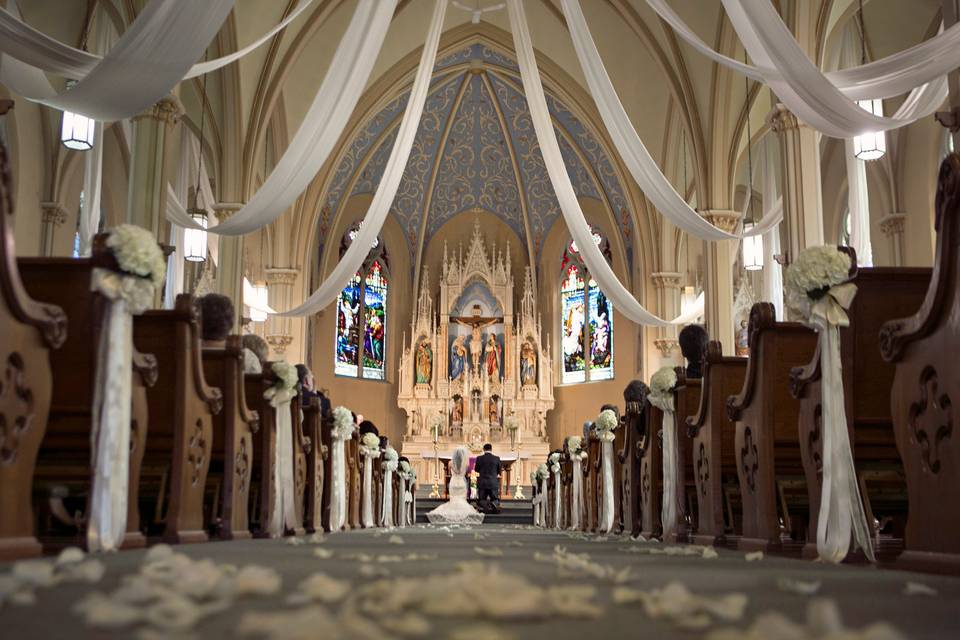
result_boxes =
[60,81,95,151]
[742,223,764,271]
[853,98,886,161]
[183,204,208,262]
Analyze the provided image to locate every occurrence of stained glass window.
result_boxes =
[361,261,387,380]
[560,231,614,384]
[561,265,586,384]
[334,224,389,379]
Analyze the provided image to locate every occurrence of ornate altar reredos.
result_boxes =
[398,223,553,483]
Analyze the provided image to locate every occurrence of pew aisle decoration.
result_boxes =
[567,436,587,529]
[330,406,356,531]
[381,447,400,528]
[535,464,549,527]
[398,461,415,528]
[87,224,165,552]
[549,452,562,530]
[785,246,875,564]
[359,433,382,528]
[263,362,300,537]
[649,366,679,539]
[594,409,619,533]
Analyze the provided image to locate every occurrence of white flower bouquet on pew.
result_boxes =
[649,365,680,538]
[332,406,356,441]
[548,452,562,474]
[649,366,678,412]
[382,446,399,472]
[535,463,549,481]
[360,432,381,458]
[264,361,298,406]
[785,245,874,564]
[87,224,167,552]
[594,408,619,442]
[566,435,587,461]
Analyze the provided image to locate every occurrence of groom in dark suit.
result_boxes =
[473,443,501,513]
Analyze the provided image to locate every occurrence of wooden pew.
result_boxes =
[560,451,574,530]
[243,369,274,535]
[880,152,960,573]
[134,294,223,543]
[290,395,311,536]
[584,434,600,531]
[687,341,747,546]
[791,266,930,559]
[348,432,361,529]
[726,302,817,553]
[303,396,327,533]
[667,369,701,543]
[619,394,649,538]
[19,244,158,550]
[201,336,259,539]
[639,403,663,539]
[0,142,67,560]
[318,406,336,532]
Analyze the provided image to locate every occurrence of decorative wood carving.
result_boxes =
[620,398,648,537]
[639,404,663,540]
[881,152,960,573]
[303,397,326,533]
[665,368,701,543]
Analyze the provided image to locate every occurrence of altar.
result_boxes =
[398,223,553,490]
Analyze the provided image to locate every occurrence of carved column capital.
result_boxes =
[212,202,244,223]
[766,103,801,133]
[702,209,741,234]
[40,201,68,226]
[653,338,678,358]
[265,334,294,355]
[133,95,184,126]
[265,267,300,286]
[650,271,684,290]
[879,212,907,237]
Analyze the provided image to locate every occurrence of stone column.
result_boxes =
[650,271,682,360]
[265,267,299,358]
[126,95,182,239]
[212,203,244,331]
[767,104,824,265]
[702,210,740,354]
[879,212,907,267]
[39,201,67,256]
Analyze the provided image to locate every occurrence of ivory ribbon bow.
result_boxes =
[811,283,875,563]
[87,268,153,552]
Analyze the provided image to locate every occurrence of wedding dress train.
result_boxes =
[427,447,484,525]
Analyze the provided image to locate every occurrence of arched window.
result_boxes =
[334,222,389,380]
[560,230,614,383]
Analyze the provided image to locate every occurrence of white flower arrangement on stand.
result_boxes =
[649,365,680,539]
[594,409,619,442]
[548,452,561,474]
[87,224,166,552]
[329,406,356,532]
[504,416,519,431]
[594,408,620,533]
[263,361,300,537]
[785,245,873,564]
[360,432,381,457]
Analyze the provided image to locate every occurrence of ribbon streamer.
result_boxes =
[552,470,562,530]
[266,396,298,537]
[361,451,378,528]
[599,441,616,533]
[661,408,679,539]
[329,436,347,531]
[539,478,548,527]
[380,466,396,528]
[570,465,583,530]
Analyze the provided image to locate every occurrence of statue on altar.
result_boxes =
[415,340,433,384]
[449,335,467,381]
[520,339,537,386]
[484,333,502,382]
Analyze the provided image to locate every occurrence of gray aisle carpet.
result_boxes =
[2,526,958,639]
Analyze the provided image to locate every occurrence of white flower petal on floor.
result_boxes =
[313,548,335,559]
[706,599,907,640]
[903,582,938,596]
[777,577,823,596]
[473,547,504,557]
[613,582,748,629]
[388,535,405,545]
[289,573,352,605]
[745,551,765,562]
[379,612,432,636]
[234,566,282,597]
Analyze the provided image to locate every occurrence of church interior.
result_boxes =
[2,0,960,637]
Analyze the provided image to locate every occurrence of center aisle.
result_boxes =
[3,527,958,638]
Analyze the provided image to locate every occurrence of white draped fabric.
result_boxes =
[165,0,398,238]
[86,269,141,552]
[813,312,876,563]
[361,451,379,528]
[599,440,616,533]
[569,465,583,530]
[844,140,873,266]
[381,463,397,528]
[272,0,446,317]
[760,153,784,319]
[561,0,777,242]
[552,470,562,530]
[509,0,709,328]
[329,438,347,532]
[538,478,548,527]
[77,123,103,256]
[0,0,234,121]
[267,398,298,537]
[646,0,949,138]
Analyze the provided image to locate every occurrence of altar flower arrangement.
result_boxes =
[428,413,444,438]
[785,246,855,325]
[382,446,399,472]
[566,435,587,460]
[332,406,356,440]
[649,366,678,412]
[594,409,619,442]
[360,432,381,457]
[548,452,561,474]
[504,415,520,431]
[106,224,167,289]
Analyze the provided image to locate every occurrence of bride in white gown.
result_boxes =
[427,446,484,525]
